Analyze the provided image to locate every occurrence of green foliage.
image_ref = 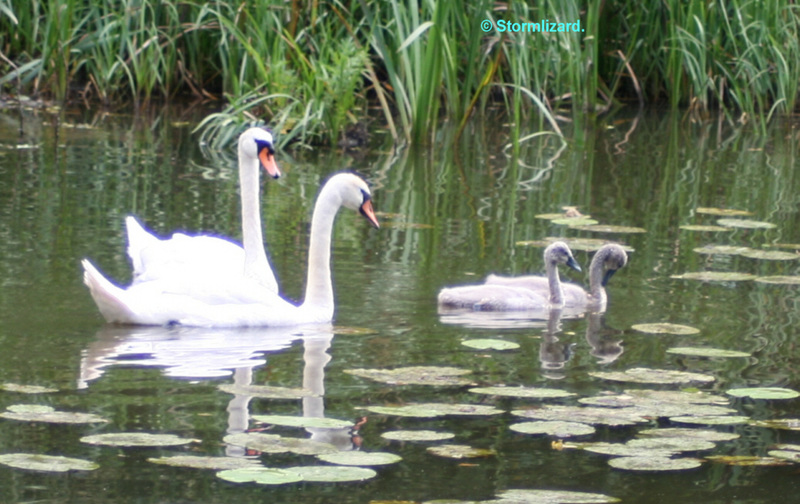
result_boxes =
[0,0,798,146]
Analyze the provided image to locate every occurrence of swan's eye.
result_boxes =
[255,139,275,155]
[360,189,371,204]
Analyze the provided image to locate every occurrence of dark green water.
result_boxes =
[1,106,800,503]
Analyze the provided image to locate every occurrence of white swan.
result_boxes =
[82,172,379,327]
[485,243,628,310]
[127,127,281,292]
[437,241,581,311]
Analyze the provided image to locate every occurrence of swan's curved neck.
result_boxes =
[546,259,565,306]
[239,147,276,291]
[302,186,341,314]
[587,250,608,304]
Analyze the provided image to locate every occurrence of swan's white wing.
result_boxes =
[438,284,550,311]
[484,274,589,307]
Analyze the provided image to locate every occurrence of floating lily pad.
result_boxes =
[608,456,702,471]
[705,455,791,466]
[251,414,353,429]
[381,430,455,442]
[578,390,735,418]
[332,326,379,336]
[716,218,776,229]
[516,237,634,253]
[589,368,715,385]
[469,386,576,399]
[679,225,733,232]
[291,465,377,482]
[554,218,599,226]
[535,213,569,220]
[749,418,800,430]
[492,489,621,503]
[382,221,434,229]
[0,453,98,473]
[631,323,700,335]
[147,455,259,470]
[223,433,337,455]
[671,272,756,282]
[316,451,402,466]
[738,249,798,260]
[516,240,552,248]
[216,467,303,485]
[426,444,495,459]
[364,403,503,418]
[755,275,800,285]
[726,387,800,400]
[692,245,751,255]
[666,347,750,358]
[568,225,647,234]
[218,384,317,399]
[625,437,716,452]
[576,442,677,458]
[512,405,648,426]
[769,243,800,250]
[768,450,800,462]
[80,433,195,447]
[1,383,58,394]
[638,427,739,442]
[509,421,595,437]
[696,207,752,216]
[670,415,749,425]
[461,339,520,351]
[1,404,108,424]
[344,366,473,386]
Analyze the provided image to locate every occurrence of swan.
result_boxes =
[127,127,281,292]
[485,243,628,309]
[82,172,380,327]
[437,241,582,311]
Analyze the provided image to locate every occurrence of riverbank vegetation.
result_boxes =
[1,0,798,147]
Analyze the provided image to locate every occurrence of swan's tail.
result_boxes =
[125,215,160,276]
[82,259,136,324]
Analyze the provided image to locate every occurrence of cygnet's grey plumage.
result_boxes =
[485,243,628,310]
[437,241,581,311]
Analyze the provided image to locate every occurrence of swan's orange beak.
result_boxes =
[258,148,281,179]
[360,199,380,229]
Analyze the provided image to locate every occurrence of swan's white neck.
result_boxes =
[239,144,277,292]
[301,184,341,316]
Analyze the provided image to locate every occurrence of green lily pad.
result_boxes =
[468,386,576,399]
[512,405,648,426]
[516,240,553,248]
[768,450,800,462]
[638,427,739,442]
[147,455,260,470]
[222,433,337,455]
[696,207,752,216]
[364,403,503,418]
[251,415,353,429]
[535,213,570,220]
[492,489,621,503]
[576,442,677,458]
[589,368,715,385]
[568,225,647,234]
[80,433,195,447]
[332,326,379,335]
[1,405,108,424]
[608,456,703,471]
[705,455,791,466]
[344,366,473,386]
[216,467,303,485]
[316,451,402,466]
[631,323,700,335]
[461,339,520,351]
[381,430,455,442]
[509,421,595,437]
[290,465,377,482]
[555,217,599,226]
[749,418,800,430]
[738,249,798,260]
[516,237,634,253]
[217,384,317,399]
[671,272,756,282]
[426,444,495,459]
[625,437,716,452]
[726,387,800,400]
[693,245,751,255]
[679,225,733,232]
[670,415,750,425]
[716,218,776,229]
[578,391,735,418]
[0,453,98,473]
[755,275,800,285]
[666,347,750,358]
[1,383,58,394]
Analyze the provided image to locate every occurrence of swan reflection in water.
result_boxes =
[79,323,358,456]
